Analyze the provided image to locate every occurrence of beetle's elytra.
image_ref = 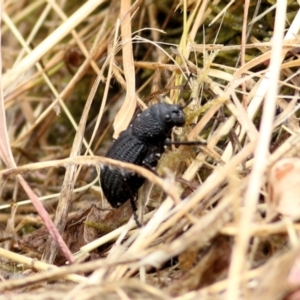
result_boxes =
[100,103,185,208]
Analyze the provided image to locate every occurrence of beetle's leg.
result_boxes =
[122,176,142,228]
[129,195,141,228]
[142,152,160,175]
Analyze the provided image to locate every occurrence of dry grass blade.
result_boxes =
[227,3,297,299]
[1,1,300,299]
[0,1,73,264]
[113,0,138,138]
[42,75,101,263]
[2,0,107,92]
[0,247,85,283]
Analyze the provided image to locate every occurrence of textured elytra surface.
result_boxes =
[101,130,151,208]
[101,103,185,208]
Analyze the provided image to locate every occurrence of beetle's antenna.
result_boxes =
[165,140,206,146]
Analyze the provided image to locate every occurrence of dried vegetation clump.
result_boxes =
[1,0,300,299]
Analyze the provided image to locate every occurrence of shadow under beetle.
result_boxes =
[100,102,188,223]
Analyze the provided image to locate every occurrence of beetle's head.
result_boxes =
[131,102,186,141]
[155,103,185,127]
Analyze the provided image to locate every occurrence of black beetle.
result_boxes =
[100,102,186,210]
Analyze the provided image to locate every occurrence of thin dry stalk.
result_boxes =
[1,1,300,299]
